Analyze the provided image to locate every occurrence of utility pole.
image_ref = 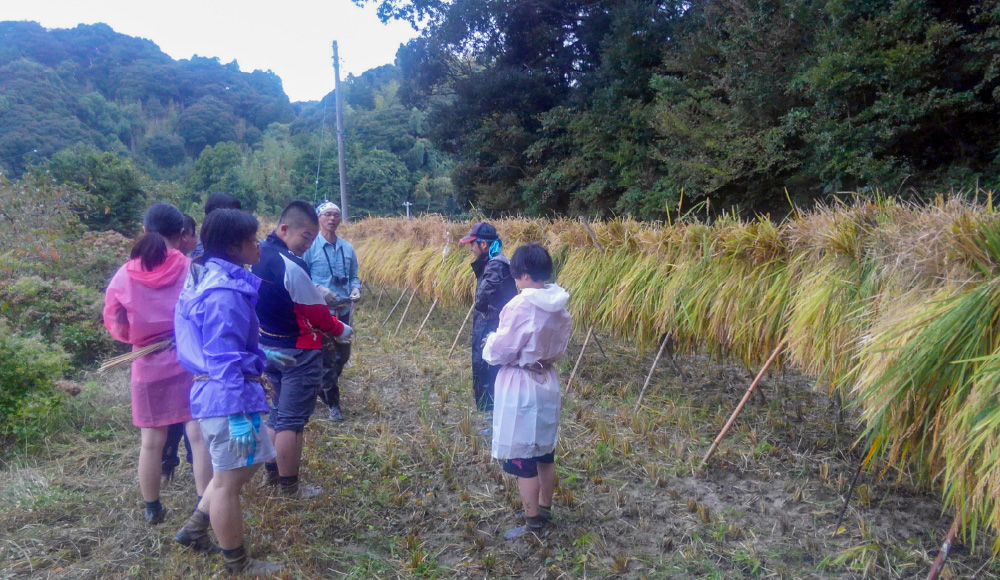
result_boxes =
[402,201,413,218]
[332,41,349,222]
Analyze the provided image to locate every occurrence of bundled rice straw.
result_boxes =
[98,339,174,373]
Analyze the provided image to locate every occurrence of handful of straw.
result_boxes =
[98,339,174,373]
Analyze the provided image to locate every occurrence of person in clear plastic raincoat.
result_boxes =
[482,244,572,539]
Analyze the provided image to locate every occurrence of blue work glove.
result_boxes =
[227,412,261,457]
[263,348,297,368]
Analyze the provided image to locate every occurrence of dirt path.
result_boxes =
[1,291,998,578]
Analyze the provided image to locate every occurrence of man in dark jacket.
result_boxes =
[460,222,518,417]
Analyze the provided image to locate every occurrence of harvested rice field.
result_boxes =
[2,288,998,579]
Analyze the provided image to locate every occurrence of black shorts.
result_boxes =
[501,452,555,478]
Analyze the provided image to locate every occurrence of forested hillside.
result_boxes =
[361,0,1000,217]
[0,21,452,221]
[3,2,1000,222]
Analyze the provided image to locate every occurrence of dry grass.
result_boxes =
[2,292,999,578]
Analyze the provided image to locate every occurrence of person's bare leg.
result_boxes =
[196,476,214,513]
[185,420,213,496]
[138,427,168,501]
[209,464,259,549]
[518,476,541,518]
[274,430,303,477]
[536,462,556,510]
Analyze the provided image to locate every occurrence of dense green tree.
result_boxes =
[347,146,411,215]
[177,96,237,155]
[142,134,187,168]
[37,144,146,235]
[186,141,256,210]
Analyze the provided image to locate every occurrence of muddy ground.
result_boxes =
[1,288,998,579]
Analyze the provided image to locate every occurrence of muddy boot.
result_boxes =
[143,501,168,525]
[503,514,548,540]
[223,545,282,576]
[173,509,220,553]
[257,464,279,490]
[278,476,322,499]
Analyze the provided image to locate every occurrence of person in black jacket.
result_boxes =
[460,222,518,420]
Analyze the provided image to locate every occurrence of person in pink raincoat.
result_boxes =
[482,243,572,540]
[104,202,213,525]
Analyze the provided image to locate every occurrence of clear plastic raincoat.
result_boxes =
[483,284,572,459]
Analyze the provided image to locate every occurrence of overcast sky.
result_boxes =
[1,0,420,102]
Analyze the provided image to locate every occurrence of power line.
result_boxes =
[313,96,329,206]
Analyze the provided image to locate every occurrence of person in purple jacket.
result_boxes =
[171,209,283,576]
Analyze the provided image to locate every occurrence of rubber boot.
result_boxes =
[173,509,220,553]
[257,465,279,490]
[223,545,282,576]
[278,476,322,499]
[144,502,168,525]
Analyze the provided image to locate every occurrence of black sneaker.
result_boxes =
[328,405,344,421]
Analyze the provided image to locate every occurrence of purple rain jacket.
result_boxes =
[174,258,270,419]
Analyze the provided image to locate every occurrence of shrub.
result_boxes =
[0,321,68,439]
[55,230,133,290]
[0,276,124,369]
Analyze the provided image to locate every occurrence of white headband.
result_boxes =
[317,201,341,215]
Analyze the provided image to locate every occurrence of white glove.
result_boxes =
[349,288,361,302]
[334,324,353,344]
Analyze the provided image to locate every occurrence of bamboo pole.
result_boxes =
[374,286,385,311]
[925,514,962,580]
[832,455,865,536]
[566,325,593,390]
[591,331,609,360]
[394,289,417,336]
[701,342,785,466]
[449,303,476,357]
[634,333,671,412]
[382,287,409,328]
[413,297,439,339]
[665,335,686,378]
[579,217,605,254]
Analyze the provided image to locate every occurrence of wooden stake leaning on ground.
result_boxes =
[925,514,962,580]
[449,303,476,357]
[382,287,409,328]
[832,455,865,537]
[702,342,785,466]
[98,339,173,373]
[374,286,385,311]
[590,331,609,359]
[566,326,593,390]
[413,297,439,340]
[394,289,417,336]
[634,333,671,413]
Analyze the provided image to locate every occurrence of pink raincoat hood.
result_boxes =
[125,249,189,289]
